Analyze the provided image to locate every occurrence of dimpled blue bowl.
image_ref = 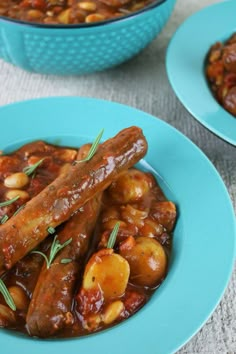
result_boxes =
[0,0,176,75]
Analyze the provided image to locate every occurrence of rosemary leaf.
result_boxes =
[60,258,72,264]
[47,226,56,235]
[31,250,50,269]
[32,236,72,269]
[107,222,120,249]
[23,158,44,176]
[13,204,25,216]
[0,279,16,311]
[75,129,104,163]
[0,215,9,224]
[0,196,19,208]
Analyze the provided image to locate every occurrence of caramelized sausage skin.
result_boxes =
[0,126,147,274]
[26,194,102,337]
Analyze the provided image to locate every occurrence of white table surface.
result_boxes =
[0,0,235,352]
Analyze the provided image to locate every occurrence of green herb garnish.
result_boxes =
[0,279,16,311]
[0,196,20,208]
[32,235,72,269]
[75,129,104,163]
[107,222,120,249]
[60,258,72,264]
[13,204,25,216]
[23,158,44,176]
[47,226,56,235]
[0,215,9,224]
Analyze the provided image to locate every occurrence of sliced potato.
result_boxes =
[83,248,130,300]
[119,236,167,287]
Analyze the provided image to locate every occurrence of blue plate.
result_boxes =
[166,0,236,146]
[0,97,235,354]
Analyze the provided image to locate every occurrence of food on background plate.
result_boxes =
[0,126,176,338]
[206,32,236,117]
[0,0,159,25]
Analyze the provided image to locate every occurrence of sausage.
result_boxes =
[0,126,147,274]
[26,194,102,337]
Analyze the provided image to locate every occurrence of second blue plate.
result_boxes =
[166,0,236,146]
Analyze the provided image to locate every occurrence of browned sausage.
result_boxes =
[0,126,148,274]
[26,193,102,337]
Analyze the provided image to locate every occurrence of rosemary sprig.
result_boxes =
[32,235,72,269]
[23,158,44,176]
[0,279,16,311]
[0,215,9,224]
[107,222,120,249]
[75,129,104,163]
[0,196,19,208]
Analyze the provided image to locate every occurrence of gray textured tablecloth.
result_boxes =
[0,0,235,352]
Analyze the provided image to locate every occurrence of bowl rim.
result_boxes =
[0,0,167,29]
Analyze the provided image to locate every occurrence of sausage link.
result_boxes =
[0,126,147,274]
[26,194,102,337]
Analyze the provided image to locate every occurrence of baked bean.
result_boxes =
[85,13,105,22]
[4,172,29,189]
[102,300,124,324]
[5,189,30,201]
[78,1,97,11]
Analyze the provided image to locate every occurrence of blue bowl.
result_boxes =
[0,0,176,75]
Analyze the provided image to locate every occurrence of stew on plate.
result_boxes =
[206,32,236,117]
[0,127,176,338]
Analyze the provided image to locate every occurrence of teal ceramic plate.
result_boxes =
[166,0,236,146]
[0,97,235,354]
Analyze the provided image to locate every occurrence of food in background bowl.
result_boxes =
[206,33,236,117]
[1,0,164,24]
[0,126,176,338]
[0,0,176,74]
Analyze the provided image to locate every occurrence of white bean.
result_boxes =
[4,172,29,189]
[102,301,124,324]
[5,189,29,201]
